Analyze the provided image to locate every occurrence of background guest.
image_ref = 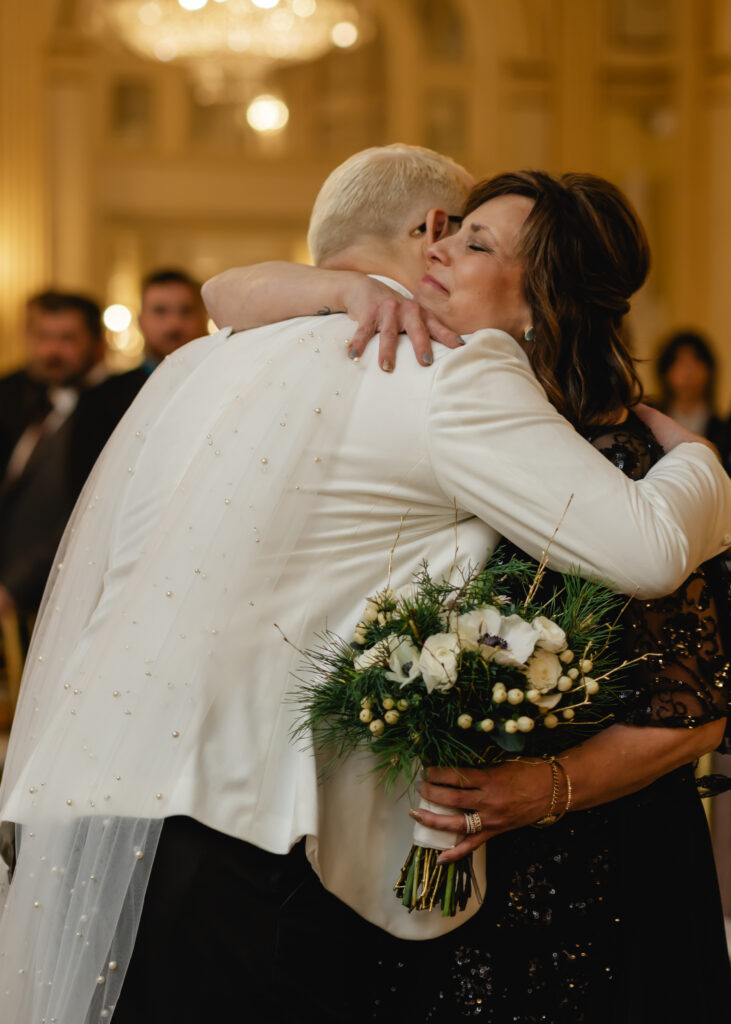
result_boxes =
[0,291,146,619]
[138,268,208,373]
[656,329,731,471]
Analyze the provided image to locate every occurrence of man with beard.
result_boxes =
[138,268,209,373]
[0,291,145,619]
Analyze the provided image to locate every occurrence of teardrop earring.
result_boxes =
[524,327,534,342]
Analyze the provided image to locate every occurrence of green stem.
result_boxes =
[442,861,456,917]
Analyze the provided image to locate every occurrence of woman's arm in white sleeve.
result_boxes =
[426,331,731,598]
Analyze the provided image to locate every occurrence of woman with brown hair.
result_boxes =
[203,170,730,1021]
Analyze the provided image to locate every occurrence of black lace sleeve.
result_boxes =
[584,414,730,761]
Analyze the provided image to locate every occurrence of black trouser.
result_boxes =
[112,816,422,1024]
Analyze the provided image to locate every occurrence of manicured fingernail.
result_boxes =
[436,856,446,864]
[408,809,423,823]
[457,336,466,345]
[382,359,394,373]
[348,348,360,361]
[421,353,433,366]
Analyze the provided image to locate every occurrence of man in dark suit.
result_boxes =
[138,268,209,374]
[0,292,147,618]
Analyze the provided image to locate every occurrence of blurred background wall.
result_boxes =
[0,0,730,402]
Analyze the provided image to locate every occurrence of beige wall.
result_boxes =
[1,0,730,407]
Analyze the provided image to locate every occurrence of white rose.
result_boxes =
[420,632,461,693]
[524,650,563,693]
[531,616,568,653]
[353,635,398,671]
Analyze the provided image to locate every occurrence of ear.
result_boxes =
[424,208,451,244]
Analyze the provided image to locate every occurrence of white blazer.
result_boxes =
[2,279,729,942]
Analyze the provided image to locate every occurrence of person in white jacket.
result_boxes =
[1,145,728,1024]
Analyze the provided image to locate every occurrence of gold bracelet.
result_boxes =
[550,759,572,824]
[532,756,561,828]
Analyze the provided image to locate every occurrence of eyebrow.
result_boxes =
[469,223,500,245]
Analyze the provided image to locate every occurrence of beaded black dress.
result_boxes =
[369,413,731,1024]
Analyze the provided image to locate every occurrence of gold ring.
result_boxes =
[463,811,482,835]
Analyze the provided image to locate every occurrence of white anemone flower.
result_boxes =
[456,606,538,666]
[384,637,422,688]
[353,635,398,671]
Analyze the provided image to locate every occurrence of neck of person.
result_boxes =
[322,246,411,292]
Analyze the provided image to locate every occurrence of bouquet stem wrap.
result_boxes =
[412,797,461,850]
[395,796,473,916]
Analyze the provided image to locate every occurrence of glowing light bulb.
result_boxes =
[293,0,316,15]
[103,304,133,332]
[138,2,162,26]
[331,21,358,47]
[178,0,208,10]
[251,0,279,8]
[246,94,289,132]
[154,38,178,61]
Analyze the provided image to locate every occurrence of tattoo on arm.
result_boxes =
[316,306,345,316]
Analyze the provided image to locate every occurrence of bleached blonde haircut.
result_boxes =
[307,144,472,265]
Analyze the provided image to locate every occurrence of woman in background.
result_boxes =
[656,330,730,471]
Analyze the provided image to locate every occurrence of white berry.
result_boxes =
[457,713,473,729]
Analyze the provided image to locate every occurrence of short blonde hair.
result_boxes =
[307,144,472,265]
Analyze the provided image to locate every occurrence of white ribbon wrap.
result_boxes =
[411,796,463,851]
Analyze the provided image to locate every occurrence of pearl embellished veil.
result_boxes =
[0,322,360,1021]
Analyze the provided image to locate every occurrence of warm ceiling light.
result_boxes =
[251,0,279,8]
[331,20,358,47]
[138,2,162,25]
[103,304,133,332]
[178,0,208,9]
[154,37,178,60]
[246,94,289,132]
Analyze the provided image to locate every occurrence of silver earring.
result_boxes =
[524,327,534,342]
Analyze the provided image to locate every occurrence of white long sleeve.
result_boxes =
[427,330,730,598]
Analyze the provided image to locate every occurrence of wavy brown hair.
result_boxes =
[464,171,649,428]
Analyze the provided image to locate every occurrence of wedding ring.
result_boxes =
[463,811,482,835]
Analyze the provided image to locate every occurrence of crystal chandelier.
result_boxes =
[101,0,371,101]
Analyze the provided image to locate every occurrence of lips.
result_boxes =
[421,274,449,295]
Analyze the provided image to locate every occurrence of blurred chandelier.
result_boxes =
[101,0,370,102]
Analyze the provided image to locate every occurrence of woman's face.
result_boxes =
[413,194,534,339]
[665,346,711,404]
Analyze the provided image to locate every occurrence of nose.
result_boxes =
[426,235,451,265]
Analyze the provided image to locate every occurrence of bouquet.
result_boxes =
[293,545,631,917]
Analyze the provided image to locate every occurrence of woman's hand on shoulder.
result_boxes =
[634,403,720,457]
[342,276,464,371]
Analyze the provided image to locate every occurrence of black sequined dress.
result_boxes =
[371,413,731,1024]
